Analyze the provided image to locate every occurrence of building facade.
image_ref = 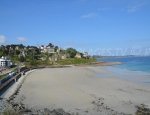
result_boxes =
[0,56,12,67]
[39,45,55,54]
[75,53,82,58]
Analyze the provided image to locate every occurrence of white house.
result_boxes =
[75,53,82,58]
[83,52,89,58]
[39,45,55,54]
[0,56,12,67]
[46,46,55,54]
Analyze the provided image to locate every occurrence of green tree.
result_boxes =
[66,48,77,58]
[54,46,59,52]
[48,43,54,48]
[19,55,26,62]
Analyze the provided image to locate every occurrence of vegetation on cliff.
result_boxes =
[0,43,95,67]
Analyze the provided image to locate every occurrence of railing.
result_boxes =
[0,68,30,92]
[0,73,21,91]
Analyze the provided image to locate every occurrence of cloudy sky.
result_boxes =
[0,0,150,55]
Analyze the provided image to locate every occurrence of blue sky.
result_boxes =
[0,0,150,55]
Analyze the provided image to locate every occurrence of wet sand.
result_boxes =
[11,67,150,115]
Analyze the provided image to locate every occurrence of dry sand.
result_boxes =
[12,67,150,115]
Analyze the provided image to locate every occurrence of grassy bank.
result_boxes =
[0,73,8,80]
[0,67,18,80]
[57,58,96,65]
[24,58,96,68]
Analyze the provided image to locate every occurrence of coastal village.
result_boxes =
[1,0,150,114]
[1,44,150,115]
[0,43,93,96]
[0,43,90,66]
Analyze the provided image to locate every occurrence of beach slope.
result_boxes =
[12,67,150,115]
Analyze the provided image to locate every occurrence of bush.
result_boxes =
[2,109,20,115]
[58,58,96,65]
[66,48,77,58]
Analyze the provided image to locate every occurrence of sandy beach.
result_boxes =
[10,66,150,115]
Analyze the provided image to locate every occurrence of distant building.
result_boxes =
[19,50,26,57]
[0,56,12,67]
[75,53,82,58]
[46,46,55,54]
[59,54,67,60]
[39,45,47,53]
[15,46,19,50]
[39,45,55,54]
[58,48,67,60]
[83,52,89,58]
[49,53,58,62]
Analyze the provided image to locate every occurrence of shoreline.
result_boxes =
[0,61,121,99]
[0,69,37,114]
[75,61,122,67]
[28,61,122,69]
[101,66,150,87]
[2,66,149,115]
[1,70,35,100]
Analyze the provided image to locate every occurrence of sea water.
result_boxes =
[97,56,150,85]
[97,56,150,73]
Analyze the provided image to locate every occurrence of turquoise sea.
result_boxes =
[97,56,150,73]
[97,56,150,85]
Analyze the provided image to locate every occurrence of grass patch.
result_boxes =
[135,104,150,115]
[0,73,8,80]
[0,67,18,80]
[57,58,96,65]
[2,108,20,115]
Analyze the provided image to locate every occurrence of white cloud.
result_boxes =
[17,37,27,43]
[81,12,97,19]
[0,35,6,44]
